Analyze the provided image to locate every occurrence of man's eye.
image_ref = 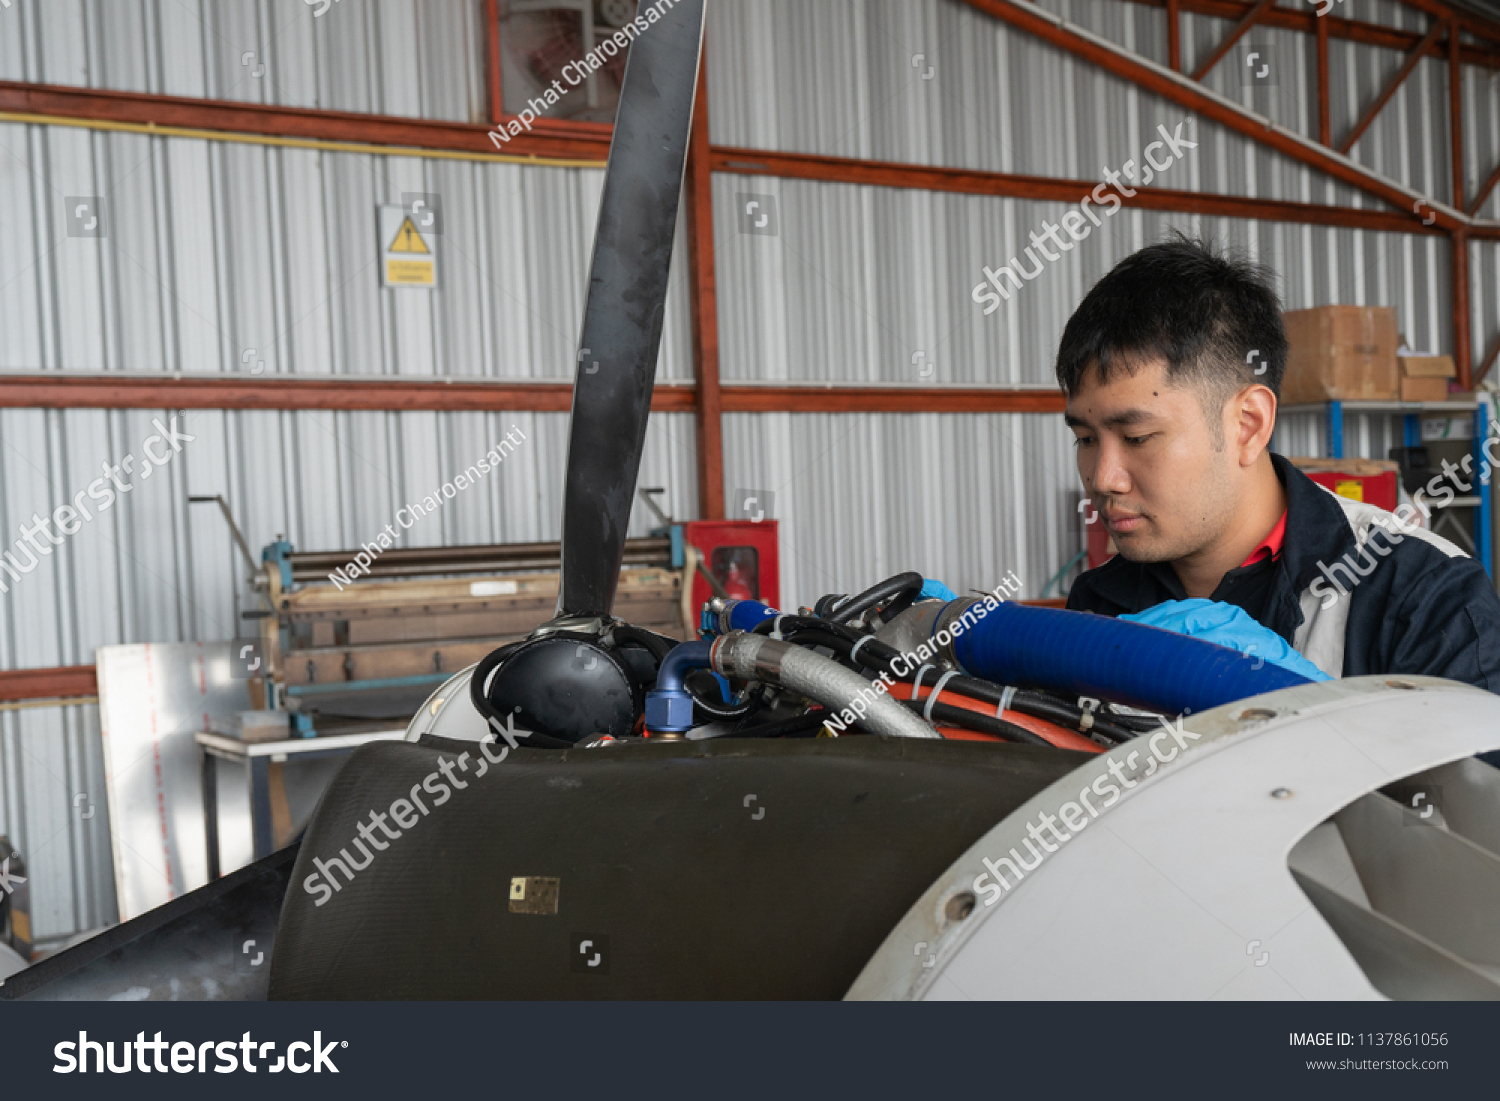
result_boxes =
[1125,434,1154,446]
[1072,436,1095,448]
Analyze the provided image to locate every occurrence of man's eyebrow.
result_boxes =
[1102,408,1158,428]
[1064,408,1158,429]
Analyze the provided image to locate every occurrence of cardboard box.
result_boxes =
[1399,354,1457,379]
[1288,456,1399,476]
[1400,376,1450,402]
[1282,305,1399,403]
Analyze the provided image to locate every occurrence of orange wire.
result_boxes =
[897,681,1104,753]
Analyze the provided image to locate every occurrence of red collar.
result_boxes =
[1240,511,1287,568]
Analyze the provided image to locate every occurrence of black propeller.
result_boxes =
[555,0,707,621]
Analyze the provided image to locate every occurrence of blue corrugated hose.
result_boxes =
[949,601,1311,715]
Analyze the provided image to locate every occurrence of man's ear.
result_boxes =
[1230,384,1277,465]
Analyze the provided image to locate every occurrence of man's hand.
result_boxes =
[919,578,958,601]
[1119,599,1331,681]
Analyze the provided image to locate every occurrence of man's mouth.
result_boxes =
[1102,509,1145,534]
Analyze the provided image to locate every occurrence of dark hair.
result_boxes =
[1054,237,1287,407]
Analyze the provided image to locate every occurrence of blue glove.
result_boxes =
[920,578,959,602]
[1119,599,1331,681]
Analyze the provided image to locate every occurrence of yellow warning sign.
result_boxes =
[389,217,430,254]
[1334,478,1364,502]
[379,204,437,288]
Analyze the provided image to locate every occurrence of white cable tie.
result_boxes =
[848,635,874,665]
[770,615,787,641]
[923,670,961,722]
[997,685,1017,718]
[910,664,936,699]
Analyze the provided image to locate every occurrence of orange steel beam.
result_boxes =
[0,80,614,163]
[718,386,1067,414]
[711,147,1442,235]
[1476,329,1500,387]
[957,0,1466,230]
[1189,0,1277,81]
[1117,0,1500,66]
[1471,159,1500,216]
[0,374,1068,415]
[1450,16,1465,211]
[0,665,98,703]
[1454,228,1473,387]
[1316,11,1331,146]
[2,77,1481,236]
[685,60,725,520]
[1337,19,1446,155]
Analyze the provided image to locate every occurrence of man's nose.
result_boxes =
[1091,439,1132,497]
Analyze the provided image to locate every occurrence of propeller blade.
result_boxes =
[555,0,707,620]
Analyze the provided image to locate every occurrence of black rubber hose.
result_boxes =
[827,571,926,625]
[1008,689,1137,743]
[944,676,1138,744]
[734,709,833,739]
[1014,694,1135,744]
[766,623,1136,743]
[1099,704,1163,733]
[777,625,1122,742]
[610,624,676,664]
[758,619,1135,744]
[684,668,762,721]
[812,593,846,618]
[467,637,580,749]
[770,625,909,681]
[468,639,527,723]
[762,624,1134,747]
[777,630,1115,738]
[752,615,861,641]
[779,628,867,661]
[897,699,1054,747]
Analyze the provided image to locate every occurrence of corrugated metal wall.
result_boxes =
[708,0,1500,609]
[706,0,1499,356]
[2,0,1496,939]
[723,411,1082,605]
[0,0,489,121]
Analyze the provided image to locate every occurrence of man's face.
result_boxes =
[1065,359,1237,563]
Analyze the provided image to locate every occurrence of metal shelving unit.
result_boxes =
[1283,399,1492,577]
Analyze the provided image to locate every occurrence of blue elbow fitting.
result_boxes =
[946,601,1310,715]
[645,640,715,733]
[700,599,779,638]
